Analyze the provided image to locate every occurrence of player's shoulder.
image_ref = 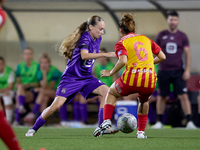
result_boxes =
[177,30,188,37]
[80,31,91,42]
[157,29,168,36]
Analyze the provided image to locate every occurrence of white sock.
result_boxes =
[5,109,14,123]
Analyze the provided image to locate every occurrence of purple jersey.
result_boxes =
[62,31,102,79]
[155,30,189,71]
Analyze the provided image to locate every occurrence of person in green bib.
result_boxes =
[13,48,40,125]
[94,48,117,87]
[23,53,61,125]
[0,56,15,123]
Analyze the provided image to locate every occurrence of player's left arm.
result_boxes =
[183,46,191,81]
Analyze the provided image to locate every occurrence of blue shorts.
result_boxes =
[56,76,105,103]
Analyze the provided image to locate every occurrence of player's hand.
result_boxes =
[182,70,190,81]
[105,52,116,58]
[101,70,111,77]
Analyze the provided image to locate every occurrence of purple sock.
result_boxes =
[73,102,80,121]
[59,104,67,121]
[79,103,88,123]
[15,108,20,123]
[148,103,155,123]
[98,108,103,126]
[18,95,25,106]
[96,101,100,109]
[31,115,46,131]
[32,103,41,115]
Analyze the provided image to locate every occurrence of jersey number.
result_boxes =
[134,42,148,61]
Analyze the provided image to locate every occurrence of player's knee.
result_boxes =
[100,86,109,97]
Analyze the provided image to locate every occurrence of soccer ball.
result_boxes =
[117,113,137,133]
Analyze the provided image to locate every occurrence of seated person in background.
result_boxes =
[0,56,15,123]
[13,47,40,125]
[24,53,61,125]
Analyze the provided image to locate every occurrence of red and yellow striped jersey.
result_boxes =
[115,33,161,88]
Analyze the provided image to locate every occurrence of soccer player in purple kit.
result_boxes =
[25,15,116,136]
[152,10,197,129]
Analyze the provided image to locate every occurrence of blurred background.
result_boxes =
[1,0,200,72]
[0,0,200,127]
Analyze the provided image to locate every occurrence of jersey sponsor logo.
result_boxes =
[166,42,177,54]
[83,59,95,67]
[132,68,152,74]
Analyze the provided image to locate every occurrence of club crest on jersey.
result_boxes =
[61,88,66,94]
[162,35,168,39]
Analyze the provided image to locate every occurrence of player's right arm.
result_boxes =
[154,51,166,64]
[149,39,166,64]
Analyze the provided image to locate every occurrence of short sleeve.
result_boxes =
[150,39,161,55]
[15,65,20,77]
[155,32,161,46]
[8,70,15,83]
[114,41,127,58]
[51,69,61,81]
[182,33,189,47]
[78,35,90,51]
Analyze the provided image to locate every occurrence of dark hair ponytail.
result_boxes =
[119,13,135,34]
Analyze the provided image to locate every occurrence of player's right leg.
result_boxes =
[93,82,121,137]
[25,96,66,137]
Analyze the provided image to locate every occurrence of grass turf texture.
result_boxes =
[0,127,200,150]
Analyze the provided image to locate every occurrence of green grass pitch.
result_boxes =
[0,127,200,150]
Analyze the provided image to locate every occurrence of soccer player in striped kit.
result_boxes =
[93,13,166,138]
[26,15,116,136]
[0,0,22,149]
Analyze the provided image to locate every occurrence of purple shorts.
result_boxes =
[56,76,105,103]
